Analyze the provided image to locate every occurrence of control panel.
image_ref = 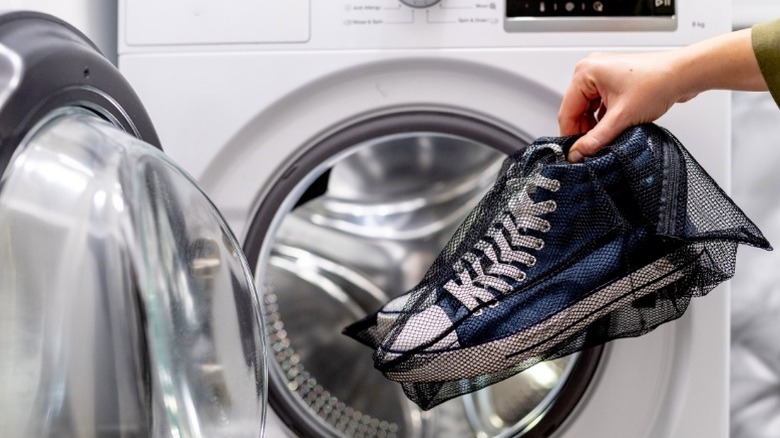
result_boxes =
[505,0,676,31]
[119,0,724,53]
[342,1,501,28]
[507,0,674,17]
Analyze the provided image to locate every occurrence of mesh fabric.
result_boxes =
[343,123,771,410]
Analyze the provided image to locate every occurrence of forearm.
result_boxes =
[558,22,777,161]
[672,28,768,97]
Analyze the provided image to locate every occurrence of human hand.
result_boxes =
[558,27,765,163]
[558,51,697,162]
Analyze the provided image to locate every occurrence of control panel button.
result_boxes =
[400,0,443,8]
[506,0,675,17]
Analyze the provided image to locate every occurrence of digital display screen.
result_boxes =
[506,0,674,18]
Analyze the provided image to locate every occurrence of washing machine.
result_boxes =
[118,1,731,437]
[0,11,267,436]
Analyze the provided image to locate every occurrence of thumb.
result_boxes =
[567,111,627,163]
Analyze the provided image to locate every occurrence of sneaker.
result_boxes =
[343,123,771,409]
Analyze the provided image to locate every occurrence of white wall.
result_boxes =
[732,0,780,28]
[729,3,780,438]
[0,0,118,63]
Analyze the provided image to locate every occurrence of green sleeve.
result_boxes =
[753,19,780,107]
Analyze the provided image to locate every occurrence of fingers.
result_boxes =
[558,70,601,136]
[558,93,592,137]
[559,51,685,162]
[558,72,621,162]
[567,108,627,163]
[596,103,607,121]
[558,54,637,162]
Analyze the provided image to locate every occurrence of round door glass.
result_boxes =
[0,108,267,437]
[245,113,599,437]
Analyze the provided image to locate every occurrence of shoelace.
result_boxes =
[444,168,560,313]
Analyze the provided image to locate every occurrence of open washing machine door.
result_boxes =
[0,12,267,436]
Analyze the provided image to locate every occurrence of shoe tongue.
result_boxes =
[517,138,568,170]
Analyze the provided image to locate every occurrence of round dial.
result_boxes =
[400,0,442,8]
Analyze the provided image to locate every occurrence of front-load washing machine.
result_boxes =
[118,1,732,437]
[0,12,267,436]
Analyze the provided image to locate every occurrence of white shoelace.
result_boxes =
[444,171,560,312]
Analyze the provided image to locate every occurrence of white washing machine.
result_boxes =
[118,1,731,437]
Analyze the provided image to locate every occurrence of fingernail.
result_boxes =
[568,149,583,163]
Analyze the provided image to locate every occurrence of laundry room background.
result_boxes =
[4,0,778,437]
[0,0,116,61]
[730,1,780,437]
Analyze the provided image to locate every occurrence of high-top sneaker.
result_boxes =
[344,124,771,410]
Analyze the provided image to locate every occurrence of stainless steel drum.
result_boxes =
[244,112,601,437]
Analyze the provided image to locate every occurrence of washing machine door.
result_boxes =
[0,12,267,437]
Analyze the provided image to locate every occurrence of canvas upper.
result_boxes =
[343,124,771,410]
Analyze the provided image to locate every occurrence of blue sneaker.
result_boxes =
[343,124,771,410]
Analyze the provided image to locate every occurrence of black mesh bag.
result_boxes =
[343,123,772,410]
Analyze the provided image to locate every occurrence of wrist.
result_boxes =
[673,28,765,95]
[665,47,703,101]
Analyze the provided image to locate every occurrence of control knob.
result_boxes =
[400,0,443,8]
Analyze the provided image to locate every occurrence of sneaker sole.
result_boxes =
[382,249,702,382]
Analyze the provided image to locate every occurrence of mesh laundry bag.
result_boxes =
[343,123,772,410]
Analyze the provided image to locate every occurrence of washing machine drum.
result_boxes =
[0,12,266,436]
[244,113,602,437]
